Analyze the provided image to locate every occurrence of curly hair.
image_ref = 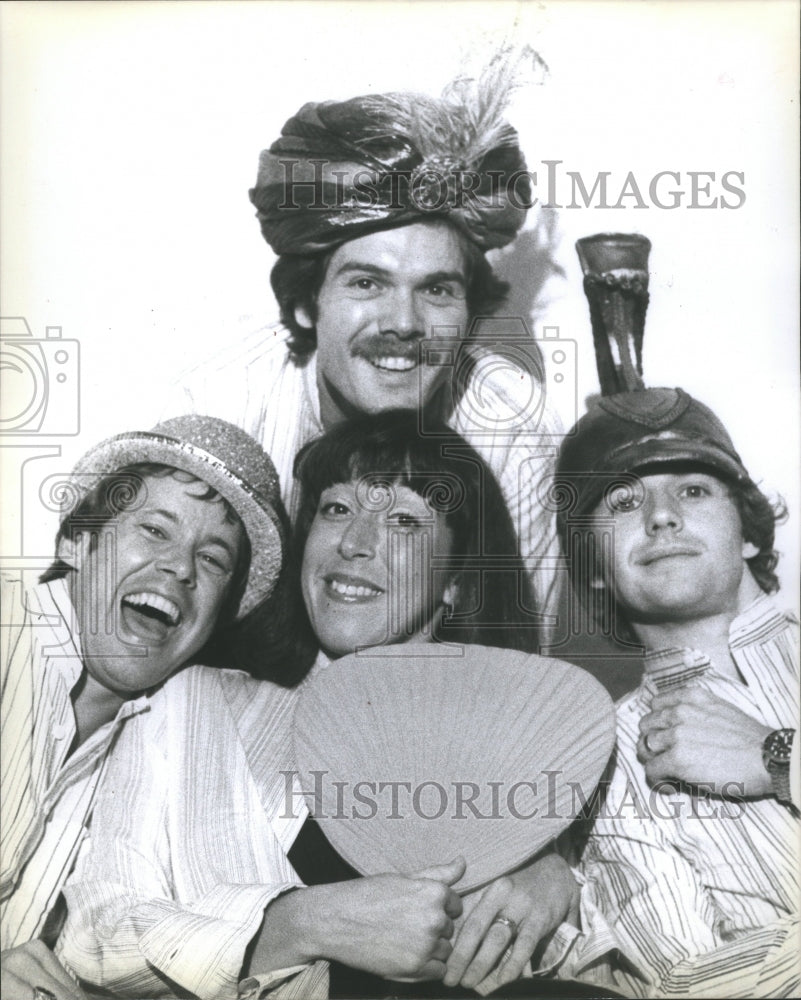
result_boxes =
[729,477,787,595]
[270,222,510,357]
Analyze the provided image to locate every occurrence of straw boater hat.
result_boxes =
[294,645,616,892]
[249,48,543,255]
[63,415,285,619]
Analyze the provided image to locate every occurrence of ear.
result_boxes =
[294,304,314,330]
[56,533,86,570]
[441,578,459,610]
[742,540,760,560]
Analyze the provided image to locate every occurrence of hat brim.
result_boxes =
[576,434,749,516]
[67,432,284,618]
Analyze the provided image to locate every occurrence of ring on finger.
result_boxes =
[32,988,57,1000]
[491,914,518,939]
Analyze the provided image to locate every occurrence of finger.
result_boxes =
[28,944,86,999]
[443,888,463,920]
[411,856,466,885]
[639,728,670,757]
[443,891,497,985]
[460,921,515,988]
[430,937,452,963]
[650,690,682,711]
[1,969,30,1000]
[437,916,455,941]
[492,920,543,986]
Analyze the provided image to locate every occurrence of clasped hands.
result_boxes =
[637,687,773,796]
[330,852,578,992]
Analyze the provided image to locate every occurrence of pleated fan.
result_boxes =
[293,645,616,892]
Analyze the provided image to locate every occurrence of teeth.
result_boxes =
[370,356,416,372]
[123,592,181,625]
[329,579,382,599]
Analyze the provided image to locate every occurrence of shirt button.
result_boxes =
[52,721,71,740]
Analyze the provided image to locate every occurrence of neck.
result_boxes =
[70,670,125,750]
[630,571,763,680]
[66,573,126,749]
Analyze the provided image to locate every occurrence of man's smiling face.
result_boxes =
[68,473,244,695]
[590,469,758,624]
[296,220,471,425]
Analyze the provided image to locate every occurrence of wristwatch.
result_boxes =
[762,728,795,803]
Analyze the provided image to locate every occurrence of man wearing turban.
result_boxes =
[169,54,564,621]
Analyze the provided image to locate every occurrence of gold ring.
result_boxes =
[491,914,518,939]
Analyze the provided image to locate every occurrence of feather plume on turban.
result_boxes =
[249,48,543,254]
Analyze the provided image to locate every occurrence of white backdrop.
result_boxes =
[1,0,798,607]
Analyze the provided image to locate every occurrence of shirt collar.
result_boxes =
[41,577,85,687]
[641,592,791,694]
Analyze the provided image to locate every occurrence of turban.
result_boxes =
[250,73,535,255]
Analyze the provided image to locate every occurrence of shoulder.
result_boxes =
[162,663,299,721]
[179,318,300,384]
[452,344,564,438]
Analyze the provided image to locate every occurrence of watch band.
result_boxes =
[762,728,794,804]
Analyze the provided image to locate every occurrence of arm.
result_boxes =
[2,941,87,1000]
[568,834,800,998]
[552,736,800,1000]
[247,859,464,983]
[59,689,304,1000]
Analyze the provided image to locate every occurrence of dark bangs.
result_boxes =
[293,411,487,559]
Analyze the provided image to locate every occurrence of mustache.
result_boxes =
[352,335,423,362]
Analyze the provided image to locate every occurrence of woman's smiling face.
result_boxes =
[301,478,454,658]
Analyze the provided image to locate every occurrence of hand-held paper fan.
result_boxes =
[293,645,616,892]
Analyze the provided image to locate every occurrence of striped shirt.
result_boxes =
[0,574,148,948]
[164,319,564,616]
[59,664,328,1000]
[552,594,801,998]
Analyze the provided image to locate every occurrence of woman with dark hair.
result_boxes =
[293,410,543,655]
[59,415,599,1000]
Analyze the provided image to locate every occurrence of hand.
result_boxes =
[324,857,465,982]
[1,941,87,1000]
[443,853,579,992]
[638,688,774,796]
[256,857,466,982]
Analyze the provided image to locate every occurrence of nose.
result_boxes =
[381,288,424,341]
[157,542,196,586]
[644,487,682,535]
[338,512,379,560]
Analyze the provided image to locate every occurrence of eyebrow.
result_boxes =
[332,262,466,288]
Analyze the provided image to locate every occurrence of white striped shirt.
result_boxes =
[59,664,328,1000]
[163,319,564,616]
[0,574,148,948]
[553,594,801,998]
